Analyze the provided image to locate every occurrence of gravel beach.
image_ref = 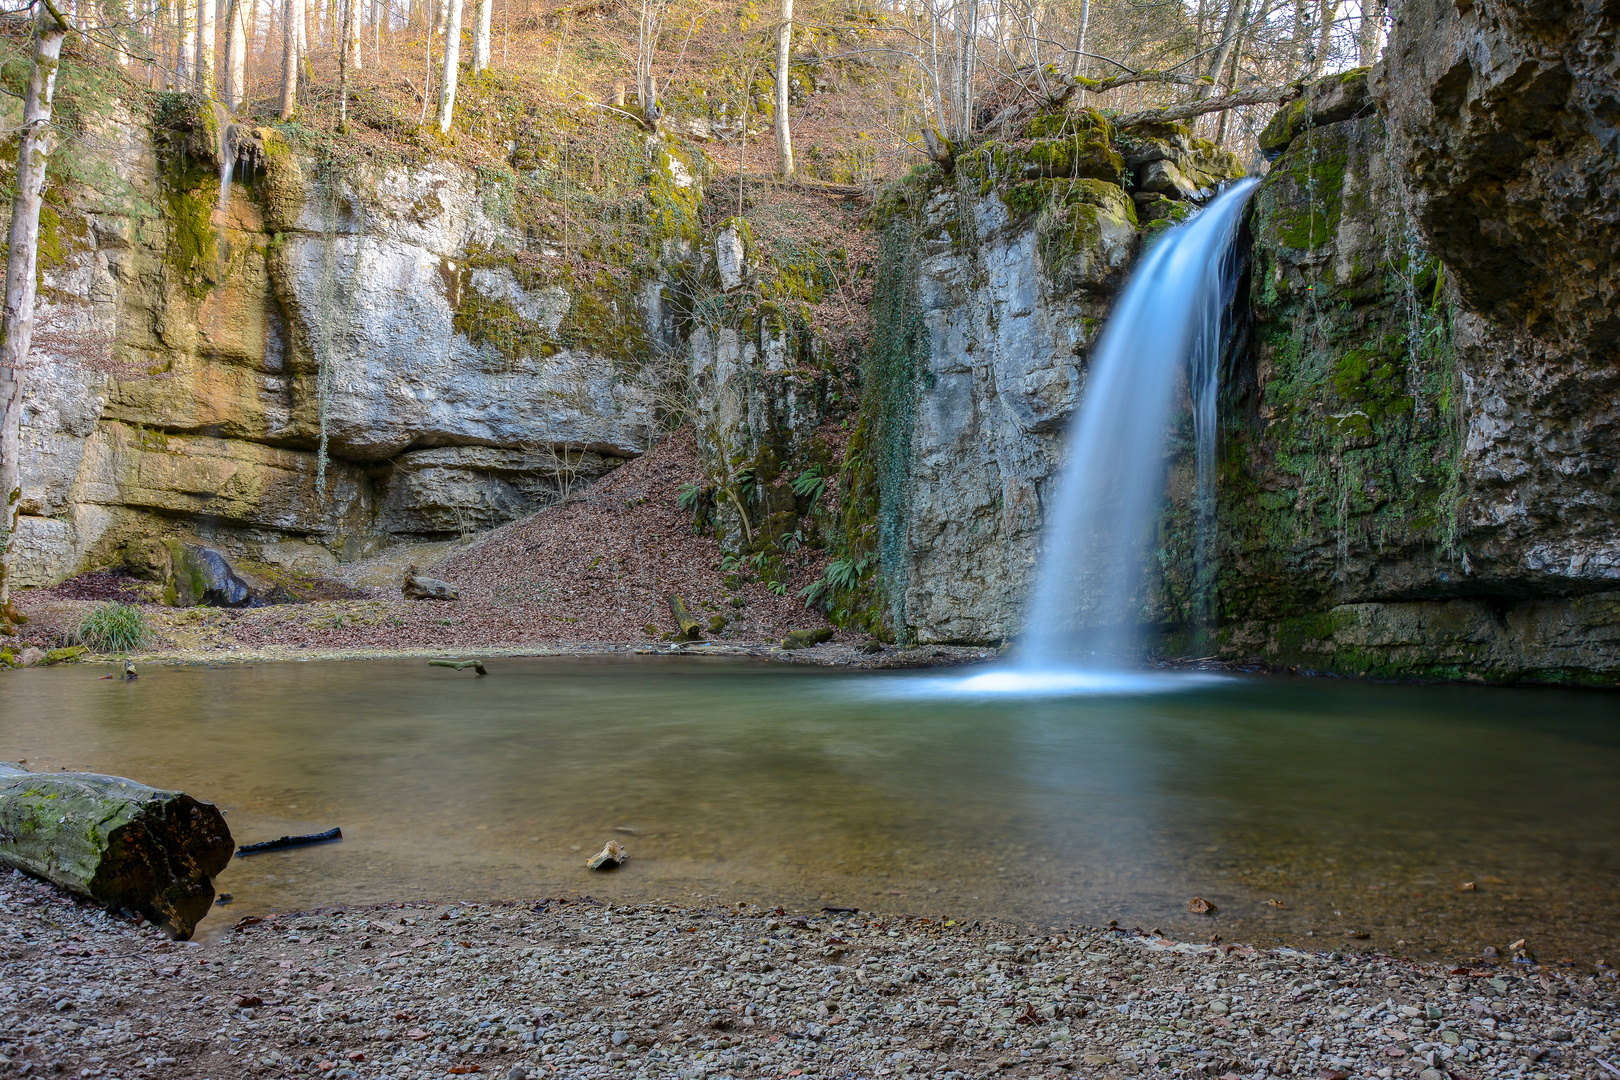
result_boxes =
[3,871,1615,1080]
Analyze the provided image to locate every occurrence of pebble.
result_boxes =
[0,869,1615,1080]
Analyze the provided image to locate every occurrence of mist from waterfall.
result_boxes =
[1020,178,1258,671]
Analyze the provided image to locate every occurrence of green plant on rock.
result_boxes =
[790,466,826,502]
[76,603,154,654]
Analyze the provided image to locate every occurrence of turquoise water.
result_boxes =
[2,656,1616,960]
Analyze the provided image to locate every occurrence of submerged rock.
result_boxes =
[586,840,626,870]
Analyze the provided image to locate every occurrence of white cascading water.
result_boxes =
[1019,177,1259,672]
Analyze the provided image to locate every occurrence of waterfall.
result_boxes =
[215,118,238,265]
[1021,178,1258,671]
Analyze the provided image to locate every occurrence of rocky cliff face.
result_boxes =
[1377,0,1618,594]
[848,112,1241,643]
[853,60,1618,681]
[14,97,688,584]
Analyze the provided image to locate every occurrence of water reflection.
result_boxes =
[1,657,1615,962]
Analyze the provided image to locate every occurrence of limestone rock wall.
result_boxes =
[14,100,685,584]
[1376,0,1619,594]
[855,110,1233,644]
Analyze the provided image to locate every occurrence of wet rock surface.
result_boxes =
[1,871,1615,1080]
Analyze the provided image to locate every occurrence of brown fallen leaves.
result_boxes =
[1188,897,1218,914]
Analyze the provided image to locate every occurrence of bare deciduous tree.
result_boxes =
[1,0,72,625]
[774,0,794,177]
[438,0,464,131]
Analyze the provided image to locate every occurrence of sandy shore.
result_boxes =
[2,872,1614,1080]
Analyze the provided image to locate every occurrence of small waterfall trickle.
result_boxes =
[215,118,239,265]
[1021,178,1258,672]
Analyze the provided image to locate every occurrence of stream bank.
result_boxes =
[2,872,1615,1080]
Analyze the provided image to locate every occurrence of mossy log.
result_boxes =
[667,594,703,640]
[0,764,233,940]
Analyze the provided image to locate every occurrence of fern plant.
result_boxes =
[790,467,826,503]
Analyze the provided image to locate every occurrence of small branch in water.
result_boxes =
[236,827,342,856]
[428,659,487,674]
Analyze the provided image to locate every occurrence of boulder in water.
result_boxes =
[402,565,459,601]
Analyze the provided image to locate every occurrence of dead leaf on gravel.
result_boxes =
[231,993,263,1007]
[406,1028,430,1040]
[1188,897,1217,914]
[1267,899,1288,908]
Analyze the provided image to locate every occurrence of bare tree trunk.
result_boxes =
[177,0,194,84]
[195,0,216,91]
[1355,0,1383,64]
[0,4,70,620]
[1202,0,1245,97]
[338,0,356,123]
[279,0,298,117]
[774,0,794,177]
[437,0,463,132]
[344,0,361,68]
[1066,0,1090,78]
[472,0,489,70]
[1283,0,1308,75]
[223,0,247,107]
[1310,0,1334,73]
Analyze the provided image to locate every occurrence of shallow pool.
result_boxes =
[2,656,1616,960]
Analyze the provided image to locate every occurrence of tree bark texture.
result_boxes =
[279,0,299,118]
[338,0,356,123]
[472,0,490,70]
[438,0,462,131]
[195,0,217,91]
[223,0,247,109]
[1,7,68,613]
[774,0,794,177]
[0,764,234,940]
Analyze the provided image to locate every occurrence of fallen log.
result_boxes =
[428,659,487,674]
[667,594,703,640]
[0,763,233,940]
[236,827,342,855]
[1114,82,1305,129]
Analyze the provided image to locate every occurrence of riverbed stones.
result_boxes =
[3,877,1611,1080]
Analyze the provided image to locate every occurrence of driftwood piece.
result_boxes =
[0,763,233,940]
[402,564,459,601]
[428,659,488,675]
[667,595,703,640]
[587,840,626,870]
[236,827,342,855]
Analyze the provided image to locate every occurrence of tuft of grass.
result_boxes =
[76,603,154,654]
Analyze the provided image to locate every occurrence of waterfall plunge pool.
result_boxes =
[3,655,1616,960]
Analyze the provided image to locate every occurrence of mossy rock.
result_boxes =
[781,626,835,649]
[1258,68,1373,159]
[45,646,88,665]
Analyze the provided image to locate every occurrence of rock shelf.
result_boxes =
[2,872,1614,1080]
